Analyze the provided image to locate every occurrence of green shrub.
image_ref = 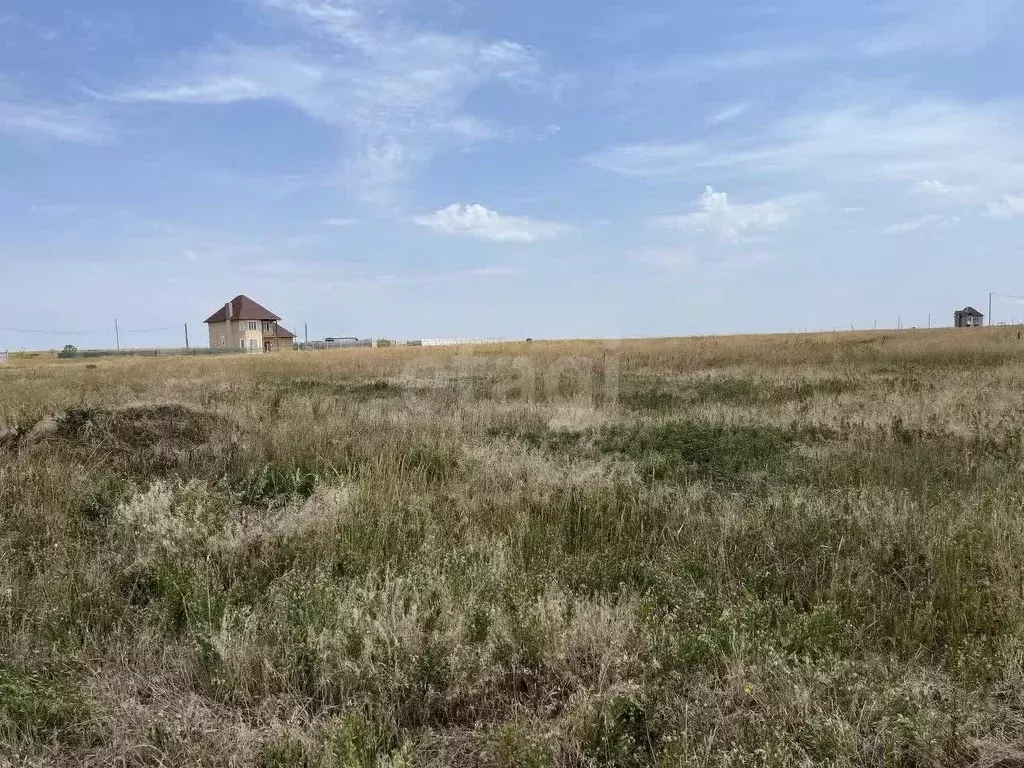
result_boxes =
[229,463,318,507]
[583,695,659,768]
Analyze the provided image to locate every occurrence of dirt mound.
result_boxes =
[19,403,237,476]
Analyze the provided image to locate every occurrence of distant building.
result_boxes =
[204,295,295,352]
[953,307,985,328]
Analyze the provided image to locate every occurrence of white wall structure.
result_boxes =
[420,338,508,347]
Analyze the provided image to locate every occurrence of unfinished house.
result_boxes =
[953,307,985,329]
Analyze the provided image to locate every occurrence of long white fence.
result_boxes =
[295,337,511,351]
[420,338,508,347]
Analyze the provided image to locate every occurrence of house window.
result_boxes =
[249,321,258,331]
[249,339,259,350]
[240,339,246,350]
[218,336,225,347]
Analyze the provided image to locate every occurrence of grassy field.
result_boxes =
[3,329,1024,767]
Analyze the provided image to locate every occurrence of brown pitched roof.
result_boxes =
[959,307,983,316]
[269,326,296,339]
[205,295,282,324]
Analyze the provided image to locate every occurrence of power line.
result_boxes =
[121,326,181,335]
[989,292,1024,325]
[0,325,179,335]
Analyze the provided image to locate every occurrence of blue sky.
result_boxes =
[2,0,1024,349]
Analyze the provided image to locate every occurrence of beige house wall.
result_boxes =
[207,321,235,350]
[237,321,266,353]
[207,319,293,353]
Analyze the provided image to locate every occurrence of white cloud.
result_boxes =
[322,217,358,227]
[909,179,979,203]
[884,214,962,233]
[0,99,112,144]
[413,204,570,243]
[912,180,955,196]
[116,0,553,202]
[985,194,1024,219]
[649,186,804,242]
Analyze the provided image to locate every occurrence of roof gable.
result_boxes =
[958,307,983,316]
[205,295,282,324]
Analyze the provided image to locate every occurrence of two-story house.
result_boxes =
[204,295,296,353]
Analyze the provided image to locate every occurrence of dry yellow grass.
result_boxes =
[2,328,1024,766]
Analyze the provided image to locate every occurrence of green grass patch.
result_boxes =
[279,378,404,401]
[0,666,91,746]
[688,376,858,406]
[595,420,796,481]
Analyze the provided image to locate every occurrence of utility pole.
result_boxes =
[114,317,120,351]
[989,292,993,325]
[304,323,308,344]
[928,313,931,329]
[184,323,190,350]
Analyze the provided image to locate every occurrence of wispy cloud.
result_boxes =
[118,74,265,104]
[414,204,570,243]
[601,46,820,105]
[884,213,962,233]
[700,46,823,73]
[588,97,1024,195]
[985,194,1024,219]
[859,0,1023,56]
[640,246,770,274]
[0,99,113,144]
[373,266,519,286]
[706,102,750,126]
[262,261,519,289]
[115,0,553,202]
[648,186,805,242]
[718,251,772,273]
[639,249,693,271]
[586,142,708,177]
